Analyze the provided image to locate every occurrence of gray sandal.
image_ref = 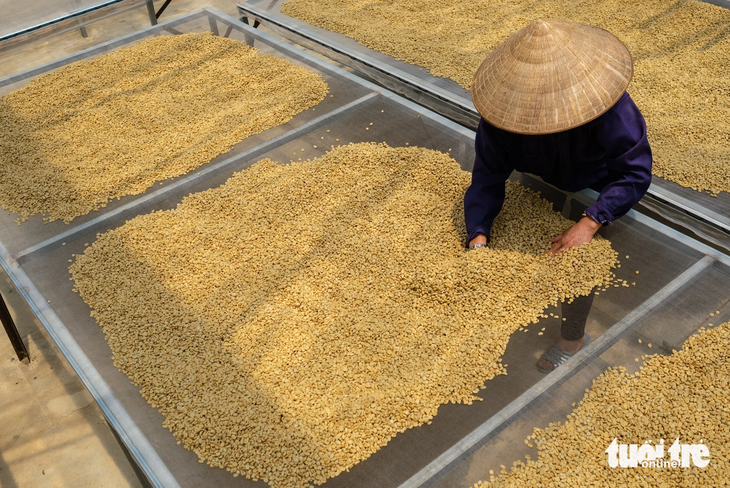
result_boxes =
[537,333,590,374]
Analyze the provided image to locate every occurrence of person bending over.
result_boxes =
[464,19,652,372]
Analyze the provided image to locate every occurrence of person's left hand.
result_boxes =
[548,216,602,255]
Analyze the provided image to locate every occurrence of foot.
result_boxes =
[536,335,587,372]
[556,336,586,354]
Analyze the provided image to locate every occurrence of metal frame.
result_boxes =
[0,243,177,487]
[0,290,30,363]
[0,0,159,52]
[402,185,730,486]
[0,8,471,487]
[10,92,378,266]
[2,8,730,488]
[400,256,715,488]
[0,10,208,90]
[238,1,479,129]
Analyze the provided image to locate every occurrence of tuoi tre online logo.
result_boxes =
[606,438,710,468]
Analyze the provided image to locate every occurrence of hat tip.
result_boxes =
[529,18,551,34]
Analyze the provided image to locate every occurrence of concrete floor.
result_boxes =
[0,273,143,488]
[0,1,242,486]
[0,0,242,78]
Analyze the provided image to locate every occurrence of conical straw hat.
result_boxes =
[471,19,633,135]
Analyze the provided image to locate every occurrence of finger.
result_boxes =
[550,233,563,243]
[550,246,567,260]
[548,242,562,255]
[558,238,580,251]
[561,242,575,252]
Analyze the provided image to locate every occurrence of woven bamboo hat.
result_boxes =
[472,19,633,135]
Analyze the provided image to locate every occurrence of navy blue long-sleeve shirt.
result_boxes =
[464,92,653,244]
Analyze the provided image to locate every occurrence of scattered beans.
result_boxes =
[475,321,730,487]
[70,143,617,487]
[0,32,328,223]
[282,0,730,196]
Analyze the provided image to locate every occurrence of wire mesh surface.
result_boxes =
[237,0,730,250]
[1,8,729,488]
[426,257,730,488]
[237,0,476,128]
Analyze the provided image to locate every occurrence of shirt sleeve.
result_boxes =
[584,93,653,225]
[463,119,514,246]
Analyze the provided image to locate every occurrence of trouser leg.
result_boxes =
[560,290,595,340]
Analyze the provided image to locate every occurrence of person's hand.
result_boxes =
[469,234,487,249]
[548,216,601,255]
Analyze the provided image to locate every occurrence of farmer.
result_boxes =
[464,19,652,373]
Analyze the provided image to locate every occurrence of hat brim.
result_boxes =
[472,19,633,135]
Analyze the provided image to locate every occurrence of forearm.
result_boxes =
[590,94,653,224]
[465,119,515,246]
[586,174,651,225]
[463,172,509,245]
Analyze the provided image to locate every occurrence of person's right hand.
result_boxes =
[547,216,601,255]
[468,234,487,248]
